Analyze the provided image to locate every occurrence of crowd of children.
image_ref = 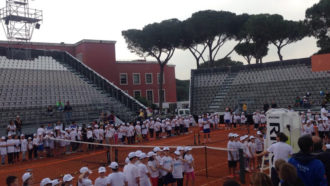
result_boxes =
[7,146,195,186]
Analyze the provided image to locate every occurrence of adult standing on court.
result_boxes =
[224,108,232,130]
[64,101,72,125]
[202,114,211,144]
[255,132,293,186]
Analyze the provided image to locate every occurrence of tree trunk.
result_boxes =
[277,48,283,61]
[208,43,213,67]
[196,59,200,69]
[247,57,251,65]
[158,65,165,115]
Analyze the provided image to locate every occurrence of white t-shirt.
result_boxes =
[224,112,231,121]
[202,118,210,130]
[255,138,264,152]
[267,142,293,166]
[303,124,314,135]
[123,163,139,186]
[137,163,151,186]
[0,141,7,155]
[87,130,93,139]
[37,127,45,136]
[21,139,28,152]
[184,154,194,173]
[147,160,159,178]
[95,177,108,186]
[227,141,235,161]
[107,172,127,186]
[78,178,93,186]
[98,129,104,140]
[135,125,141,135]
[160,156,173,176]
[7,139,15,153]
[172,158,184,179]
[93,129,100,140]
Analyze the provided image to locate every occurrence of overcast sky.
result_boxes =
[0,0,320,80]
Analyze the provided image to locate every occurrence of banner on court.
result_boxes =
[266,108,301,153]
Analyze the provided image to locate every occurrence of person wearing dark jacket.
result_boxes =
[312,136,330,186]
[289,135,327,186]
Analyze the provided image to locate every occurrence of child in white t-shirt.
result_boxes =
[227,134,236,178]
[183,147,195,186]
[0,136,7,165]
[172,151,184,186]
[248,136,256,171]
[20,134,27,161]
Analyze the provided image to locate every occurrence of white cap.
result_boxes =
[153,147,162,152]
[128,152,136,159]
[7,134,11,137]
[240,136,247,141]
[228,133,233,137]
[22,172,32,182]
[174,151,181,156]
[135,150,142,157]
[139,153,147,159]
[257,131,262,135]
[163,147,170,151]
[176,146,184,151]
[21,134,25,137]
[95,125,99,128]
[98,166,106,173]
[40,178,52,186]
[125,157,130,164]
[63,174,74,182]
[326,144,330,150]
[1,136,5,140]
[184,147,192,152]
[147,151,155,157]
[51,179,60,185]
[79,167,92,174]
[249,136,255,139]
[109,162,119,169]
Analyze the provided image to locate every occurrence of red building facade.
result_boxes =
[0,39,177,108]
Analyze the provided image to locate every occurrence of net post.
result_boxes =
[198,132,201,145]
[106,149,110,164]
[239,148,245,184]
[194,132,196,145]
[204,146,208,178]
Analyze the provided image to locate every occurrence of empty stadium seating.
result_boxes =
[0,48,145,135]
[190,58,330,115]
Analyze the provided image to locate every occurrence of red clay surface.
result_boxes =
[1,126,259,186]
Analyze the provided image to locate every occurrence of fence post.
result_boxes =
[106,149,110,164]
[204,146,208,178]
[198,132,201,145]
[239,148,245,184]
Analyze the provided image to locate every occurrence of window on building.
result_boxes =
[133,90,141,98]
[120,73,128,85]
[133,73,141,85]
[145,73,153,84]
[158,89,165,102]
[146,90,153,103]
[157,73,165,84]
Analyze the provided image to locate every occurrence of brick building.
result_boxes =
[0,39,177,110]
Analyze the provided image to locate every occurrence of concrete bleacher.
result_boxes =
[0,48,145,135]
[190,58,330,115]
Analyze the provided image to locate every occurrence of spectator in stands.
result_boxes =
[7,121,17,136]
[312,136,330,183]
[64,101,72,124]
[278,163,304,186]
[271,101,277,109]
[14,116,22,135]
[287,105,294,112]
[325,90,330,104]
[56,100,64,111]
[306,92,311,98]
[108,111,115,124]
[242,103,247,113]
[46,106,54,117]
[289,134,327,186]
[295,96,301,107]
[6,176,18,186]
[263,102,270,113]
[250,172,272,186]
[303,96,310,108]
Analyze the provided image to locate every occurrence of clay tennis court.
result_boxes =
[1,126,257,186]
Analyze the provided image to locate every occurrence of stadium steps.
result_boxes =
[208,72,238,112]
